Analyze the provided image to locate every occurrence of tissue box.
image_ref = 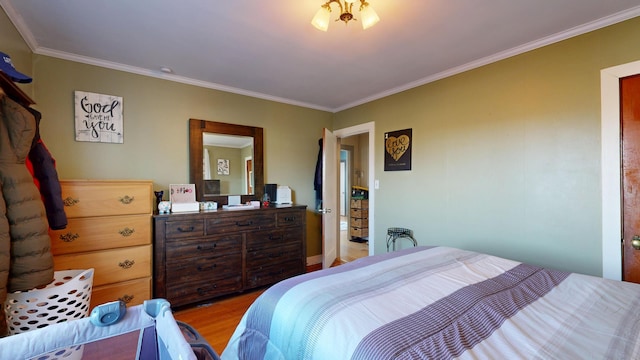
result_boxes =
[276,186,292,204]
[171,202,199,213]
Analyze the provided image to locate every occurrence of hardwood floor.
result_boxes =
[340,215,368,262]
[172,262,344,354]
[172,221,368,355]
[173,289,265,355]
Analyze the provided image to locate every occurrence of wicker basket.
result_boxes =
[4,268,94,335]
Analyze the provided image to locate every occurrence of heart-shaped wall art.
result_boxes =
[386,135,410,161]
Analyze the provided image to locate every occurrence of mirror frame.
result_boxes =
[189,118,264,204]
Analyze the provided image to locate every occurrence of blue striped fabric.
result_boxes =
[238,246,433,359]
[351,263,570,360]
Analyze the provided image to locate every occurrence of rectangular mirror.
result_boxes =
[202,133,254,195]
[189,119,264,204]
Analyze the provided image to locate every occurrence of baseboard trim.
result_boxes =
[306,255,322,273]
[306,255,322,266]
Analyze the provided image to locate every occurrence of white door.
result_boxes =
[321,128,339,269]
[340,160,346,216]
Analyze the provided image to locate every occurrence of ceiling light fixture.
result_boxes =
[311,0,380,32]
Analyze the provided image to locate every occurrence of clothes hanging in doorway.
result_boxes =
[314,138,322,210]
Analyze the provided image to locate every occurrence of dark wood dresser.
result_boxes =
[153,205,306,308]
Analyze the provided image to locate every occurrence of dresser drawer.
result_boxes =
[350,217,367,228]
[166,234,241,260]
[205,212,276,234]
[51,214,151,255]
[351,226,369,238]
[54,244,152,286]
[246,229,287,251]
[167,276,243,307]
[350,207,368,219]
[246,259,303,288]
[61,180,152,218]
[351,199,369,209]
[246,241,302,268]
[90,277,151,310]
[166,252,242,284]
[165,220,205,239]
[276,209,305,228]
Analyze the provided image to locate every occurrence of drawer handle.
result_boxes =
[177,226,195,232]
[119,195,135,205]
[197,284,217,295]
[63,197,80,207]
[268,234,283,241]
[268,252,284,258]
[59,232,79,242]
[283,216,296,222]
[119,227,135,237]
[198,264,217,271]
[119,294,134,303]
[119,259,135,269]
[196,243,217,251]
[235,220,253,227]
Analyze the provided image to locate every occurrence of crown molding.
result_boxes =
[333,5,640,112]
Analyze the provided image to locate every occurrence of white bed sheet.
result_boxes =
[222,246,640,360]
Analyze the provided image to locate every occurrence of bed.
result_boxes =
[221,246,640,359]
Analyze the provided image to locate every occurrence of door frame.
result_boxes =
[601,59,640,280]
[334,121,375,256]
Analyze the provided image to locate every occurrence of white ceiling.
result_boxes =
[2,0,640,112]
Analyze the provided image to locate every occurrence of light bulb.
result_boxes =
[311,6,331,31]
[360,3,380,29]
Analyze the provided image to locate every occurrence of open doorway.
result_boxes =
[333,122,375,262]
[338,144,368,262]
[321,122,375,267]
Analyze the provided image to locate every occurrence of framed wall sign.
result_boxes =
[74,91,124,143]
[384,128,412,171]
[217,159,230,175]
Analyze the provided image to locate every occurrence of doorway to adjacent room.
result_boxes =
[339,144,368,262]
[321,122,375,267]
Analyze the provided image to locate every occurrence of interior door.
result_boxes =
[340,160,346,216]
[621,74,640,284]
[245,158,253,194]
[321,128,339,269]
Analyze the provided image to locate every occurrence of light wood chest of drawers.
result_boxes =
[50,180,153,310]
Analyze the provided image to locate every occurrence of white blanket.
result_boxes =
[222,246,640,359]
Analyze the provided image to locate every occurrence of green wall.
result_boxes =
[4,4,640,275]
[0,8,331,257]
[32,57,331,257]
[334,17,640,276]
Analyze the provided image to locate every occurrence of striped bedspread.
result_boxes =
[222,246,640,359]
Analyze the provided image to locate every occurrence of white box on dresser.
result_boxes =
[49,179,153,310]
